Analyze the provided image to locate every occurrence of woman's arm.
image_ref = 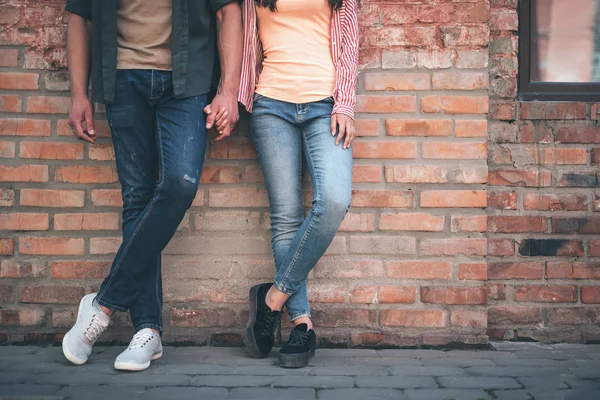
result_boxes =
[332,0,359,120]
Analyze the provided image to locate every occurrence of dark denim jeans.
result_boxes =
[251,95,353,321]
[96,70,207,333]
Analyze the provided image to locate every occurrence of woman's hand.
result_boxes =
[331,113,355,150]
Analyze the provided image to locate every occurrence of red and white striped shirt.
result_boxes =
[238,0,359,120]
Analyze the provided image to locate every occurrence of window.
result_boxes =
[519,0,600,100]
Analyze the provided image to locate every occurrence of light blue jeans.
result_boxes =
[251,94,353,322]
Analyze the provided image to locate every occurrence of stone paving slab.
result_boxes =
[1,344,600,400]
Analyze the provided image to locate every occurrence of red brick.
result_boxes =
[90,237,121,255]
[441,25,489,46]
[378,286,416,304]
[422,142,487,159]
[488,262,544,280]
[349,235,416,255]
[19,286,85,304]
[488,239,514,256]
[364,73,430,91]
[488,169,552,187]
[26,96,71,114]
[421,190,487,208]
[355,119,379,137]
[339,212,375,232]
[0,49,19,67]
[171,308,237,328]
[20,142,84,160]
[91,190,122,207]
[0,188,14,207]
[455,3,489,23]
[489,101,517,120]
[520,123,553,143]
[356,95,417,113]
[422,96,488,114]
[352,165,381,183]
[488,307,542,324]
[455,120,488,138]
[380,309,447,328]
[352,190,413,208]
[451,215,487,232]
[313,309,377,328]
[312,259,384,279]
[591,240,600,256]
[421,238,487,256]
[451,310,487,328]
[0,165,48,182]
[0,119,50,136]
[458,263,488,280]
[421,287,487,305]
[488,191,517,210]
[0,213,48,231]
[200,165,243,184]
[54,213,120,231]
[379,212,444,231]
[593,148,600,165]
[209,140,256,159]
[20,237,84,256]
[0,285,14,302]
[0,309,45,327]
[454,166,488,184]
[556,126,600,143]
[582,287,600,304]
[0,72,39,90]
[55,166,118,183]
[21,189,84,208]
[522,148,587,165]
[307,285,345,303]
[89,144,115,161]
[361,26,437,47]
[0,260,45,279]
[455,50,488,69]
[0,141,15,158]
[552,217,600,234]
[208,188,269,207]
[350,286,377,304]
[0,95,22,112]
[0,238,14,255]
[521,102,586,120]
[386,261,452,280]
[523,193,588,211]
[385,119,452,137]
[57,119,111,138]
[514,285,577,303]
[353,142,417,159]
[548,307,600,325]
[51,261,111,279]
[488,216,547,233]
[416,50,453,69]
[432,72,488,91]
[547,262,600,279]
[385,165,449,183]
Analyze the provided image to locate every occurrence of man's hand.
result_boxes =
[69,96,96,143]
[331,113,356,150]
[205,92,239,141]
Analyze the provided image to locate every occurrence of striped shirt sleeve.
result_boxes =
[332,0,359,120]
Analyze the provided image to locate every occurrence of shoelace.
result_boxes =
[287,330,310,348]
[261,312,279,337]
[128,330,154,350]
[84,314,108,342]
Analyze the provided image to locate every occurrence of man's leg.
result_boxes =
[62,70,158,365]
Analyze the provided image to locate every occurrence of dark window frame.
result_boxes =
[518,0,600,101]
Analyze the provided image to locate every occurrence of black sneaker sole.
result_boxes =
[244,284,270,359]
[278,348,315,369]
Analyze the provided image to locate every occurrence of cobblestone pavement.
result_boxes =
[1,342,600,400]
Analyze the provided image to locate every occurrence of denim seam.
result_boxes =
[289,312,311,322]
[276,128,321,295]
[96,298,127,313]
[154,113,166,330]
[97,111,165,309]
[135,323,163,334]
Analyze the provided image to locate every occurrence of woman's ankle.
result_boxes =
[265,285,289,312]
[293,317,313,331]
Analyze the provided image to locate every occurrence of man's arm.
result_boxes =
[204,2,243,140]
[67,12,95,143]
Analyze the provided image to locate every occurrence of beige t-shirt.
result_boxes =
[116,0,172,71]
[255,0,336,103]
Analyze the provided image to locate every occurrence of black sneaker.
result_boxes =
[244,283,281,358]
[278,323,316,368]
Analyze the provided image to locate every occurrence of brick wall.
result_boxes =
[0,0,595,346]
[488,0,600,343]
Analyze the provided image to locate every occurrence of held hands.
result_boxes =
[331,113,355,150]
[69,96,96,143]
[204,92,239,141]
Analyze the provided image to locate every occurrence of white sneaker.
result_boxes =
[114,328,163,372]
[62,293,110,365]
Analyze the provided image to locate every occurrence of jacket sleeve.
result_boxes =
[210,0,241,13]
[65,0,92,21]
[332,0,359,120]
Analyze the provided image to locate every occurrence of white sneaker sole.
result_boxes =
[114,352,163,372]
[62,295,90,366]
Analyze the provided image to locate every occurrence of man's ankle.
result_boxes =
[100,305,114,317]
